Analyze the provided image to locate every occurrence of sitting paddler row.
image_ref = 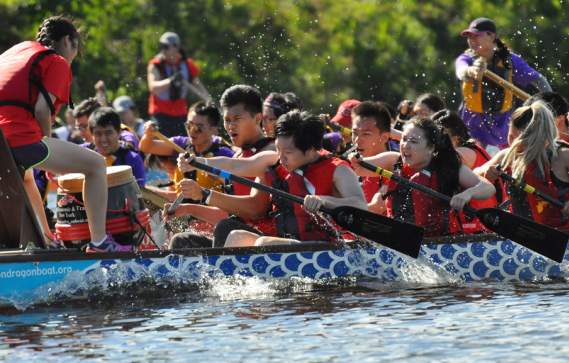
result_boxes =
[153,97,568,261]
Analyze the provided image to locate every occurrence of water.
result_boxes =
[1,279,569,362]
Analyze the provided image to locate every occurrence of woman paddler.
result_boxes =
[475,101,569,228]
[351,117,495,237]
[0,16,127,252]
[432,109,504,233]
[456,17,551,149]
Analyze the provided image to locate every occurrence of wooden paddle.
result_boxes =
[355,157,568,263]
[483,69,530,101]
[188,158,424,258]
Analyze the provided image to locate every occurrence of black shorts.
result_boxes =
[11,140,50,172]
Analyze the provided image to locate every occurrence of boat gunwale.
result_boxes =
[0,233,507,264]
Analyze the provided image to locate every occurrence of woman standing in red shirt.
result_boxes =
[0,16,125,252]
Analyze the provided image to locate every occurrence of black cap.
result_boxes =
[460,18,497,37]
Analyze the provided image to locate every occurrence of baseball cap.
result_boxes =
[331,99,361,128]
[460,18,497,37]
[113,96,135,113]
[159,31,181,47]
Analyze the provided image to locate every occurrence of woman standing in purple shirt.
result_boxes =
[455,17,551,149]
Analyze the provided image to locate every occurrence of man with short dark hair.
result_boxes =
[351,101,392,214]
[86,107,145,187]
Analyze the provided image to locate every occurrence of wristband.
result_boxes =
[201,188,212,205]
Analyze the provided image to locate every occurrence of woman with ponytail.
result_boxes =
[0,16,126,252]
[455,17,551,149]
[351,117,495,236]
[476,101,569,227]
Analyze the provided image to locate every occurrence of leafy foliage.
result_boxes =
[2,0,569,116]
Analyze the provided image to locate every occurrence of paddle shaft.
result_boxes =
[483,69,530,101]
[189,159,315,208]
[356,158,479,215]
[498,171,564,208]
[152,131,200,210]
[325,119,352,137]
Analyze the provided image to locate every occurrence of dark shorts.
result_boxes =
[151,113,187,138]
[11,140,50,172]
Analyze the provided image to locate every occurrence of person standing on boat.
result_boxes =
[0,16,123,251]
[147,32,211,138]
[220,110,366,247]
[85,107,146,187]
[140,101,234,201]
[351,117,495,237]
[456,17,551,150]
[351,101,393,214]
[475,101,569,227]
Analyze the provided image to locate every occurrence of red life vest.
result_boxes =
[506,143,569,229]
[456,142,504,233]
[361,176,382,203]
[266,156,347,242]
[384,160,461,237]
[0,41,72,147]
[148,56,200,117]
[228,137,274,196]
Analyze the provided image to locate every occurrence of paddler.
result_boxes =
[475,101,569,227]
[351,117,495,237]
[456,17,551,149]
[176,110,367,248]
[84,107,146,187]
[0,16,124,252]
[139,101,234,200]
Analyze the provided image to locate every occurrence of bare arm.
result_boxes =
[456,146,478,170]
[473,149,508,182]
[179,150,279,178]
[349,151,400,177]
[147,64,172,95]
[139,121,179,156]
[183,77,212,101]
[34,93,57,137]
[449,165,496,210]
[317,165,368,211]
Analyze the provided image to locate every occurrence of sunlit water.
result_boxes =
[19,193,568,361]
[1,277,569,362]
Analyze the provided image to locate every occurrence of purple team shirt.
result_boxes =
[455,52,540,146]
[169,135,234,157]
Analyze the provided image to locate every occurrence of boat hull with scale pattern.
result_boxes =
[0,234,567,309]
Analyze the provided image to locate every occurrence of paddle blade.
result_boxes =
[330,206,423,258]
[477,208,568,263]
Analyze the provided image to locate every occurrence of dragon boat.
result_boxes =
[1,233,566,309]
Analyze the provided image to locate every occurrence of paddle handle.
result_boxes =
[189,159,313,207]
[498,170,565,208]
[356,158,478,215]
[483,69,530,101]
[325,119,352,137]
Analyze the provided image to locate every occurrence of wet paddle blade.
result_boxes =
[329,206,423,258]
[477,208,568,263]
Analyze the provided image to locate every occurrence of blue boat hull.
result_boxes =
[0,236,567,309]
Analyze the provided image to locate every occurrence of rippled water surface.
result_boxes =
[1,278,569,362]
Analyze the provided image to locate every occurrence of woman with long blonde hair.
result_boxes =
[476,101,569,227]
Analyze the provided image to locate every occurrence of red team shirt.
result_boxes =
[0,41,72,147]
